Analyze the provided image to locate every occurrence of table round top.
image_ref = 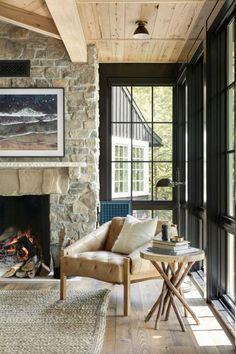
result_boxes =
[140,248,205,263]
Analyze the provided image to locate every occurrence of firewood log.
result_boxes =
[21,258,35,272]
[2,262,23,277]
[15,269,27,278]
[27,269,36,278]
[0,227,17,242]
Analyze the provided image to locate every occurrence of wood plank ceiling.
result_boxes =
[0,0,225,63]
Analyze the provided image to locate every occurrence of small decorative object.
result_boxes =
[0,88,64,156]
[169,224,178,238]
[161,224,168,241]
[170,236,184,243]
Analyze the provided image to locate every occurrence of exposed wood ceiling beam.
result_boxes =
[0,2,60,39]
[45,0,87,63]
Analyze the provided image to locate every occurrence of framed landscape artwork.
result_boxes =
[0,88,64,156]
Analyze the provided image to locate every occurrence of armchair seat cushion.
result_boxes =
[62,251,125,284]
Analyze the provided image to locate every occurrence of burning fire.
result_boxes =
[0,229,36,262]
[0,226,49,279]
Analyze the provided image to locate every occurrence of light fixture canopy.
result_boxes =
[133,20,150,39]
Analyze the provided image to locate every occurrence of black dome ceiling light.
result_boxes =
[133,20,150,39]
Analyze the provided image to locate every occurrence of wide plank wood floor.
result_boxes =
[0,277,235,354]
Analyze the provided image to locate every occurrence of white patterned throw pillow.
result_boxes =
[111,215,158,254]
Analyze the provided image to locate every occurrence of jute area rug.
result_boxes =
[0,288,111,354]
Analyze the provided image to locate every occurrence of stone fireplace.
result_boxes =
[0,164,98,278]
[0,21,100,279]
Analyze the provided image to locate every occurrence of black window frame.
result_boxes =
[99,64,182,225]
[206,0,236,314]
[186,46,206,272]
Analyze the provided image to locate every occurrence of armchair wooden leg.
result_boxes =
[123,257,130,316]
[60,273,66,300]
[60,268,67,300]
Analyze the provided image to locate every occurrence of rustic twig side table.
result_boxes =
[140,249,205,332]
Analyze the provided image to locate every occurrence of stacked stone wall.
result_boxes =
[0,23,100,241]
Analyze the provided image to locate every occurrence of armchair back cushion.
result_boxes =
[104,217,124,251]
[111,215,158,254]
[104,216,166,253]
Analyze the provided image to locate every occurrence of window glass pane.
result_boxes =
[227,153,235,217]
[111,85,174,204]
[111,86,131,122]
[153,124,172,161]
[227,87,235,151]
[227,20,235,86]
[112,124,131,145]
[133,146,144,160]
[153,210,173,222]
[111,162,130,198]
[153,87,173,122]
[154,162,173,201]
[131,123,152,148]
[132,210,152,220]
[132,162,151,200]
[115,145,128,160]
[132,209,173,222]
[133,87,152,122]
[227,233,235,301]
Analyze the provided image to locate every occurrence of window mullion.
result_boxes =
[130,86,133,201]
[151,86,154,211]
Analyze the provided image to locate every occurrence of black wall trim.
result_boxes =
[99,63,181,220]
[99,64,180,81]
[209,0,236,33]
[0,60,30,77]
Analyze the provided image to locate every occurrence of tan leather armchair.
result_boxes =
[60,219,164,316]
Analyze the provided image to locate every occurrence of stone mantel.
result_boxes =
[0,162,81,168]
[0,167,70,196]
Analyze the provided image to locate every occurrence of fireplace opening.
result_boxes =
[0,195,50,278]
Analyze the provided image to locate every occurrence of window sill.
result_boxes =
[191,271,235,341]
[210,300,235,340]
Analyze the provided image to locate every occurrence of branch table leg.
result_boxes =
[164,262,186,320]
[151,261,200,326]
[180,288,188,317]
[145,280,165,322]
[155,282,167,329]
[169,292,186,332]
[141,248,205,331]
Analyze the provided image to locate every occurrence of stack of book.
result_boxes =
[148,239,198,255]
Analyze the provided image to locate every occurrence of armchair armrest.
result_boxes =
[128,240,153,274]
[128,219,167,275]
[62,221,111,256]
